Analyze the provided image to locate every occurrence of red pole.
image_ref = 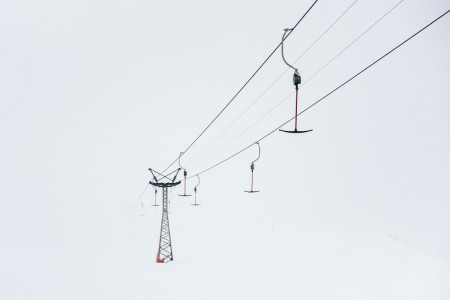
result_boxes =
[294,86,299,131]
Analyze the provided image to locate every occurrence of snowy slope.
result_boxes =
[1,0,449,299]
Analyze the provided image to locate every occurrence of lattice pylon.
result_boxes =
[148,167,180,263]
[156,186,173,263]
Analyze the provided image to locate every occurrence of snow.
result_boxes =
[1,0,449,298]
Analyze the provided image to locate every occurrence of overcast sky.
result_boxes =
[1,0,449,299]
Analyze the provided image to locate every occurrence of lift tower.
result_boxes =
[149,168,181,263]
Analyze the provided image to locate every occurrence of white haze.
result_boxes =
[0,0,449,299]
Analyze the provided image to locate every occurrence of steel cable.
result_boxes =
[187,9,450,179]
[188,0,404,173]
[183,0,360,169]
[159,0,319,175]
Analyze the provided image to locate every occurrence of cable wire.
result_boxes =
[160,0,319,175]
[189,0,403,173]
[188,9,450,179]
[184,0,359,169]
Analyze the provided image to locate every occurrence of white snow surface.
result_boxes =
[1,0,449,299]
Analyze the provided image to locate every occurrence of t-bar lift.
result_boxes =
[279,28,312,134]
[245,142,261,193]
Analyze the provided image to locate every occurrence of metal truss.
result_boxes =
[148,168,181,263]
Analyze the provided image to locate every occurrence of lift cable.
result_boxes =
[184,0,360,169]
[187,9,449,179]
[188,0,405,173]
[160,0,319,175]
[306,0,405,90]
[151,168,181,183]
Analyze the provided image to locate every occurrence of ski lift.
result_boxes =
[279,28,312,134]
[245,142,261,193]
[177,152,192,197]
[151,188,159,206]
[140,202,144,216]
[191,175,201,206]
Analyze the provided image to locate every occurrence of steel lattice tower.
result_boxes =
[157,186,172,262]
[148,168,181,263]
